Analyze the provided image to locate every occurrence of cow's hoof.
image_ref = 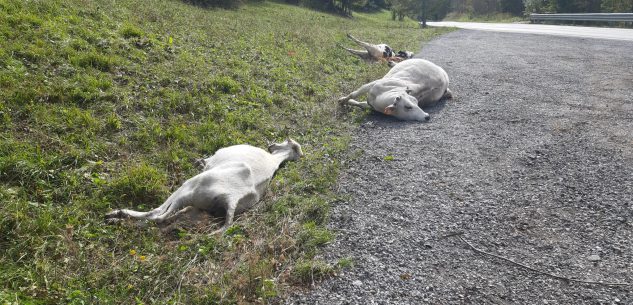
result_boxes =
[338,97,349,104]
[105,209,122,220]
[443,89,453,99]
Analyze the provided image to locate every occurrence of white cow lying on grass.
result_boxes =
[341,34,414,65]
[338,58,452,122]
[105,139,303,233]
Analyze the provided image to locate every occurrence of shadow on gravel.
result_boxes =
[362,98,449,128]
[364,113,421,129]
[425,98,448,115]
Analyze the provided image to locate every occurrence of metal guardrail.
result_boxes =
[530,13,633,22]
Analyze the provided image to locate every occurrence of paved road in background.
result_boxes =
[288,30,633,304]
[428,21,633,41]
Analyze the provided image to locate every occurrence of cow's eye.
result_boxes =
[404,105,413,111]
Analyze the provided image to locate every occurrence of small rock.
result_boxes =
[400,273,412,280]
[587,254,601,262]
[352,280,362,286]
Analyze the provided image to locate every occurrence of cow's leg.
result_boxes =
[105,205,163,222]
[105,181,192,223]
[407,84,452,101]
[347,34,372,48]
[405,83,429,96]
[338,80,378,104]
[159,206,199,226]
[406,84,451,107]
[341,47,373,61]
[210,203,237,235]
[347,34,383,59]
[342,99,372,110]
[151,197,191,224]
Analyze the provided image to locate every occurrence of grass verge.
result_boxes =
[443,12,526,23]
[0,1,452,303]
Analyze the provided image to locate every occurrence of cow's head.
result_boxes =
[397,51,414,59]
[382,91,429,122]
[268,138,304,161]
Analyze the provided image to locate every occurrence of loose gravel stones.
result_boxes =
[287,30,633,304]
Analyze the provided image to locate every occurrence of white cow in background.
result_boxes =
[106,139,303,233]
[338,58,452,122]
[341,34,414,64]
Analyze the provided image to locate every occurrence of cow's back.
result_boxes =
[384,59,449,105]
[385,59,448,84]
[203,145,278,181]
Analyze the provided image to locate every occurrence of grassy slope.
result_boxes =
[0,0,452,303]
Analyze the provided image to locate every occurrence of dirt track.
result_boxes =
[288,30,633,304]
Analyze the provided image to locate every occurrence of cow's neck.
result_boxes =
[271,149,294,167]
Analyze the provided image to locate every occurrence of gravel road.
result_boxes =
[287,30,633,304]
[427,22,633,42]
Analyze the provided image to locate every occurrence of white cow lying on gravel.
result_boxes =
[105,139,303,233]
[338,58,452,121]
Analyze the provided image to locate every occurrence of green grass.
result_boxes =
[443,12,526,23]
[0,0,452,303]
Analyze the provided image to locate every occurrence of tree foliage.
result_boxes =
[388,0,451,20]
[524,0,631,12]
[601,0,633,12]
[182,0,245,9]
[288,0,363,15]
[287,0,629,19]
[388,0,631,20]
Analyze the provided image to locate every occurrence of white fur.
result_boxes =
[338,58,452,122]
[105,139,303,233]
[342,34,392,61]
[342,34,413,64]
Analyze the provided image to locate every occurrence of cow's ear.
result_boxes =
[406,87,412,94]
[268,142,277,152]
[384,103,397,115]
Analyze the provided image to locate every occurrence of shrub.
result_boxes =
[210,76,241,94]
[119,23,143,39]
[70,52,116,72]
